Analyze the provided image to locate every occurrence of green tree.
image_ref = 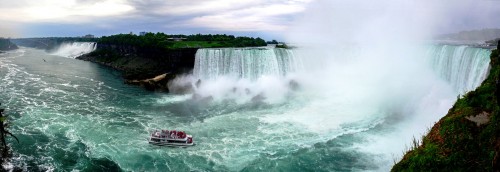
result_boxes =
[97,33,267,49]
[267,40,279,44]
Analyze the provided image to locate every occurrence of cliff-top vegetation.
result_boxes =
[98,33,267,49]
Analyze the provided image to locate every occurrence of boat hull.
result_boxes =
[148,141,195,147]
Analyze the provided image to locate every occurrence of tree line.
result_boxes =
[98,33,268,49]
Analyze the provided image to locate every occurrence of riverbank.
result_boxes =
[392,42,500,171]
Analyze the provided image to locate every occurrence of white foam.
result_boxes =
[155,95,192,104]
[51,42,96,58]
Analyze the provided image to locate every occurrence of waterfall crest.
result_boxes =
[428,45,491,95]
[193,48,302,80]
[51,42,97,58]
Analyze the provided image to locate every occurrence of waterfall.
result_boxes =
[51,42,97,58]
[193,45,490,96]
[193,48,302,80]
[428,45,491,95]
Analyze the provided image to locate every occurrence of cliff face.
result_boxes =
[77,44,198,91]
[0,39,18,51]
[393,43,500,171]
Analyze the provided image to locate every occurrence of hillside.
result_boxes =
[0,38,18,51]
[392,42,500,171]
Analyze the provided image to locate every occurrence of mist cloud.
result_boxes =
[283,0,497,170]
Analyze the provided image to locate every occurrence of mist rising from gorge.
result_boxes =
[283,0,490,170]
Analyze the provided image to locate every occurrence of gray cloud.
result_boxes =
[1,0,499,39]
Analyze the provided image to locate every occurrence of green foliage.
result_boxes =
[99,33,172,50]
[396,143,445,171]
[267,40,279,44]
[98,33,267,49]
[492,48,499,59]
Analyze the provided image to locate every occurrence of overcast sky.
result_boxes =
[0,0,499,40]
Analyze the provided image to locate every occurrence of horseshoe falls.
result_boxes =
[427,45,491,95]
[192,45,490,95]
[0,44,492,171]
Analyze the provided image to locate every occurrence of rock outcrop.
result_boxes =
[77,44,198,91]
[124,73,174,91]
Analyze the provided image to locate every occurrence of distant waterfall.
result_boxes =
[428,45,491,95]
[193,48,302,80]
[51,42,97,58]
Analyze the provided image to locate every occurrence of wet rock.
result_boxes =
[195,79,202,88]
[288,80,300,91]
[251,93,265,102]
[124,73,171,92]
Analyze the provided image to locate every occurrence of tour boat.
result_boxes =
[148,130,195,147]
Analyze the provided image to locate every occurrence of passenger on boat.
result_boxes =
[170,130,177,138]
[153,130,160,137]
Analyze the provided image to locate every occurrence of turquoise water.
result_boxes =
[0,46,491,171]
[0,48,377,171]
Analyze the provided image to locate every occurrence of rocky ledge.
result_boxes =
[124,73,174,91]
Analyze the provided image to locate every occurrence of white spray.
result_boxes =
[51,42,97,58]
[284,0,491,170]
[166,0,493,170]
[172,47,303,104]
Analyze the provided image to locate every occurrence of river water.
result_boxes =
[0,45,491,171]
